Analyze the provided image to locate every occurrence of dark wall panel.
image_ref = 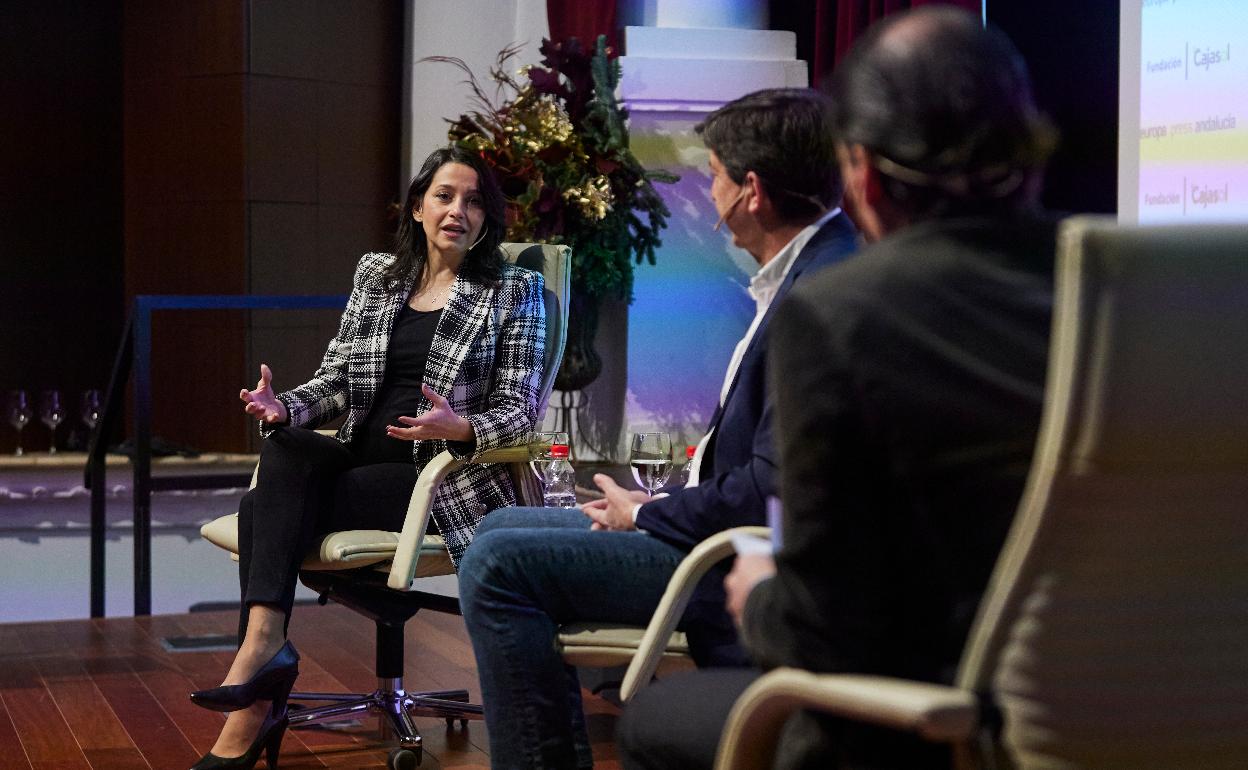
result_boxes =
[121,0,402,452]
[243,0,403,450]
[247,78,320,203]
[124,0,248,453]
[0,1,124,453]
[990,1,1120,215]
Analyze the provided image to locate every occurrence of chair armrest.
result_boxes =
[619,525,772,701]
[385,443,534,590]
[387,450,464,590]
[228,431,524,586]
[471,445,532,464]
[713,669,979,770]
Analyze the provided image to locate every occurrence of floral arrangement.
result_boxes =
[426,36,677,303]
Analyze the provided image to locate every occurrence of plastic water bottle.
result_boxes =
[543,444,577,508]
[677,444,697,486]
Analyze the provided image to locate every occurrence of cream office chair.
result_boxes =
[201,243,569,768]
[712,217,1248,770]
[557,525,772,701]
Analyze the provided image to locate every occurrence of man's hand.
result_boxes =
[240,363,288,424]
[581,473,651,531]
[725,553,776,627]
[387,383,474,443]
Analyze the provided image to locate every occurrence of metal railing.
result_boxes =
[84,294,347,617]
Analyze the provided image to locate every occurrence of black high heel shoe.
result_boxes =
[190,706,289,770]
[191,640,299,712]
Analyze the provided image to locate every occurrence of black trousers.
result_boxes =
[236,427,420,639]
[617,668,758,770]
[618,667,952,770]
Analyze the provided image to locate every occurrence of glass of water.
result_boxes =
[629,432,673,495]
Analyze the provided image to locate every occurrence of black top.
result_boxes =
[352,304,443,464]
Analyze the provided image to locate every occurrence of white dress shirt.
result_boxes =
[685,207,841,487]
[633,208,842,523]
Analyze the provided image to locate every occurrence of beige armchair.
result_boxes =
[201,243,570,767]
[557,525,772,702]
[712,217,1248,770]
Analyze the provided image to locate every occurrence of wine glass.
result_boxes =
[40,390,64,455]
[6,390,32,457]
[629,432,673,495]
[81,389,102,432]
[528,431,569,487]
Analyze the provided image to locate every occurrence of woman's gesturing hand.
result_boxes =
[387,383,474,443]
[240,363,289,424]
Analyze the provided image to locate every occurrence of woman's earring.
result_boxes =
[469,226,488,251]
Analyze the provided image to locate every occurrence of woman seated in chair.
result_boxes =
[187,146,546,770]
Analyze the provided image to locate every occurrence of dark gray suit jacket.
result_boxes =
[744,214,1058,768]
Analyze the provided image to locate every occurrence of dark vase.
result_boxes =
[555,288,603,392]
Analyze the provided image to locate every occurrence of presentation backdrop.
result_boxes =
[1120,0,1248,223]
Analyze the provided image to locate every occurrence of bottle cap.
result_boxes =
[686,445,697,458]
[550,444,570,458]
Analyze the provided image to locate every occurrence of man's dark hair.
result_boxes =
[830,6,1056,218]
[696,88,842,224]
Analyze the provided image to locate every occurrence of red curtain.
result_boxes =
[546,0,618,54]
[807,0,981,86]
[543,0,977,81]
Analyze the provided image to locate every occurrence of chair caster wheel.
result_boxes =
[389,747,421,769]
[445,717,469,729]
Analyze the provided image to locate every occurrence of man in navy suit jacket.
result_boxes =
[458,88,858,770]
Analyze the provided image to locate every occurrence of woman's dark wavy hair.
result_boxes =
[384,146,507,290]
[830,6,1057,219]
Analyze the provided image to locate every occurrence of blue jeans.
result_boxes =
[458,506,686,770]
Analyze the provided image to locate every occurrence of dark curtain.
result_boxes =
[546,0,618,53]
[770,0,982,87]
[545,0,976,81]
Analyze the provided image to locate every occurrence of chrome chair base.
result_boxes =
[289,677,483,748]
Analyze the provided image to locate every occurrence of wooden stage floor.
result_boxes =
[0,603,623,768]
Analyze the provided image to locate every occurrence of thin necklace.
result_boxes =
[412,276,453,308]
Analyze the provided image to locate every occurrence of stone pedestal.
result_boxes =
[621,27,807,112]
[589,23,807,458]
[619,0,769,30]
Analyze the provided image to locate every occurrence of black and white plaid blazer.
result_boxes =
[271,252,546,564]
